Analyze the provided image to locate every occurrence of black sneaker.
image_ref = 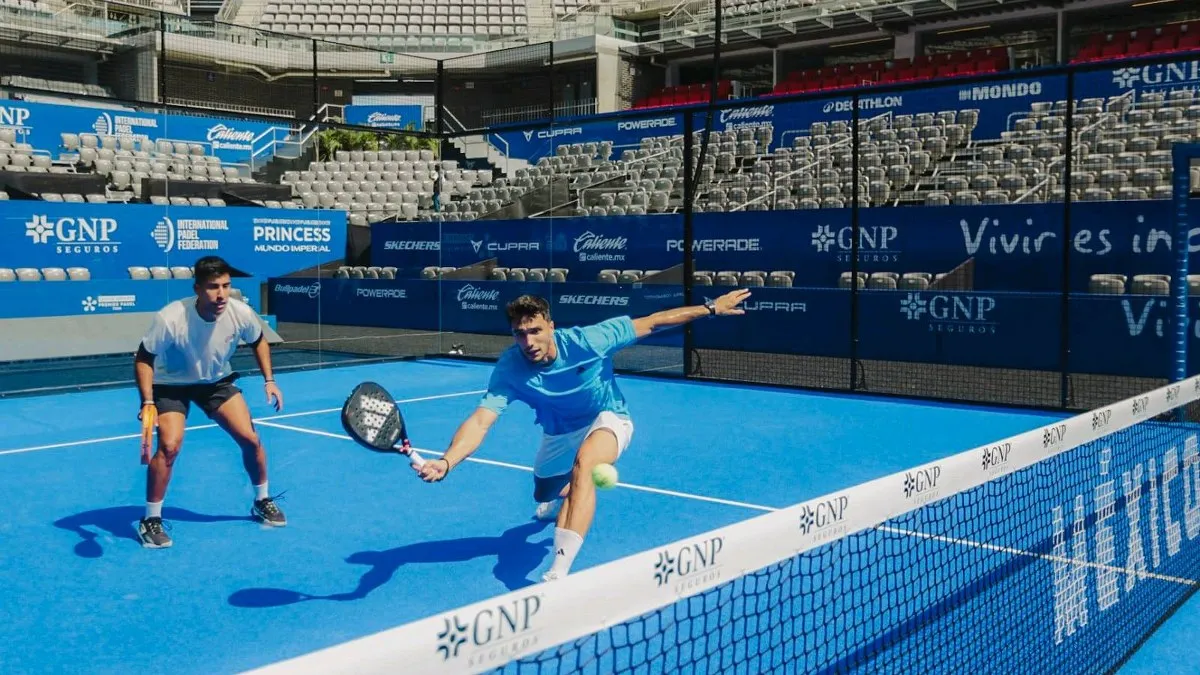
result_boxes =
[137,517,172,549]
[252,495,287,527]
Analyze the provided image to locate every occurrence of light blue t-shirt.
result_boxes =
[479,316,639,435]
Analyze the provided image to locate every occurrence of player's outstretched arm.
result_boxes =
[631,288,750,338]
[415,406,499,482]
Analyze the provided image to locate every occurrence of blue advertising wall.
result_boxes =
[371,199,1199,292]
[344,105,424,130]
[0,99,283,163]
[0,277,261,319]
[0,201,345,280]
[484,55,1200,164]
[265,277,1198,380]
[485,72,1065,163]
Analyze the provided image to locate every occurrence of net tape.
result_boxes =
[245,374,1200,675]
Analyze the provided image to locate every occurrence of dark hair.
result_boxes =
[193,256,234,285]
[506,294,551,325]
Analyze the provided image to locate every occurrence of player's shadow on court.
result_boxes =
[54,505,255,559]
[228,519,552,609]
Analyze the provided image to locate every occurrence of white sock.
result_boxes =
[254,482,269,501]
[145,501,163,519]
[548,527,584,576]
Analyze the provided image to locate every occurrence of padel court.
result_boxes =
[0,357,1195,674]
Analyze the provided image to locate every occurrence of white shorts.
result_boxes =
[531,412,633,500]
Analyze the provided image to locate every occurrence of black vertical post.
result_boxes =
[435,59,445,213]
[849,91,862,391]
[1060,73,1076,409]
[157,13,167,106]
[547,42,556,124]
[312,40,320,121]
[683,111,696,377]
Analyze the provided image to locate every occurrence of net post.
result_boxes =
[849,90,861,391]
[1058,71,1076,409]
[1171,142,1197,387]
[682,111,696,377]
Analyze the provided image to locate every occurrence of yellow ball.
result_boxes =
[592,463,619,489]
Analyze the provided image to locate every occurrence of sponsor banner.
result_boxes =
[2,202,345,280]
[0,99,280,163]
[372,200,1198,293]
[1076,56,1200,100]
[486,113,684,164]
[371,216,684,280]
[485,73,1066,162]
[0,277,260,319]
[268,278,1196,379]
[344,105,424,130]
[266,278,684,348]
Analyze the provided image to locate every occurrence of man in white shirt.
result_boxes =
[134,256,286,549]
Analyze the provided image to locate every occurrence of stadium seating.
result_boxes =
[1072,22,1200,63]
[254,0,530,48]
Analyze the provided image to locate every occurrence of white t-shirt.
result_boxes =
[140,297,264,385]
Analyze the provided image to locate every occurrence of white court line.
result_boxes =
[0,389,485,457]
[877,525,1200,587]
[255,419,780,513]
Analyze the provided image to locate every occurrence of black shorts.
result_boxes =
[153,374,243,419]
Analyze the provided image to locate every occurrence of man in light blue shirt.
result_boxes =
[415,289,750,581]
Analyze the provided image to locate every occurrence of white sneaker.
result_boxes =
[534,498,563,522]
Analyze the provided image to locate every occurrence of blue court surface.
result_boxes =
[0,357,1190,674]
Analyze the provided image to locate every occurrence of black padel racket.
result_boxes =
[341,381,426,467]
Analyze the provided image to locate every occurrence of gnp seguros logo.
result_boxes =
[25,214,120,254]
[810,224,900,263]
[1111,60,1200,90]
[798,495,849,543]
[899,292,997,335]
[435,594,542,667]
[653,536,725,595]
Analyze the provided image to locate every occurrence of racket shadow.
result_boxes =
[228,519,553,609]
[53,505,256,559]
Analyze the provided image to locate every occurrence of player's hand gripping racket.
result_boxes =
[340,382,426,467]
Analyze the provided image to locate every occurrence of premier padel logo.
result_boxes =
[25,215,120,254]
[798,495,849,542]
[81,294,135,312]
[653,537,724,595]
[903,466,942,505]
[435,595,542,667]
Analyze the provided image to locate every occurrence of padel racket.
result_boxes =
[341,381,426,467]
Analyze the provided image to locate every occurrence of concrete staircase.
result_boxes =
[449,134,531,177]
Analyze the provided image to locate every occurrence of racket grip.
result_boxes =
[405,447,426,467]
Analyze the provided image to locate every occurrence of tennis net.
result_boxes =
[248,375,1200,674]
